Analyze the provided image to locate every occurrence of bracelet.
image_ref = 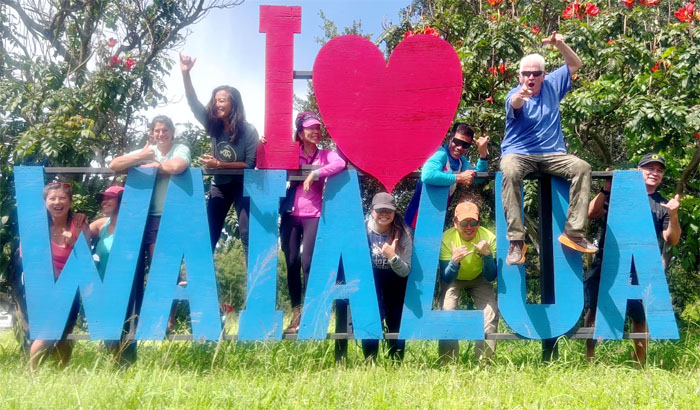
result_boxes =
[480,156,488,160]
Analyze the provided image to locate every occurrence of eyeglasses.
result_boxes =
[459,219,479,227]
[451,138,472,150]
[521,70,543,78]
[375,208,395,214]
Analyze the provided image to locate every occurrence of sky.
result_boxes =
[147,0,410,137]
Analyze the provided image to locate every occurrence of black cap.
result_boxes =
[371,192,396,211]
[638,153,665,168]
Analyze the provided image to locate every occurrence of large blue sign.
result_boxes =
[13,166,678,341]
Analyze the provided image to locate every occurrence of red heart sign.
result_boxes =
[313,35,463,192]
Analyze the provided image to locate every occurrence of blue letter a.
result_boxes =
[298,171,382,340]
[136,169,222,340]
[594,171,678,340]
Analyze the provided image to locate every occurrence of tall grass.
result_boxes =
[2,326,700,409]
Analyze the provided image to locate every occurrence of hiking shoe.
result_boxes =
[506,240,527,265]
[558,233,598,254]
[284,305,302,334]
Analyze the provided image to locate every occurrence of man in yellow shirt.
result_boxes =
[438,201,498,361]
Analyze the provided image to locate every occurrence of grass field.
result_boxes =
[2,326,700,410]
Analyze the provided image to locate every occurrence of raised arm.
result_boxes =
[543,32,582,75]
[180,53,197,96]
[661,195,682,246]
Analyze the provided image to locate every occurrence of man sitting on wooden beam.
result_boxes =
[501,32,597,265]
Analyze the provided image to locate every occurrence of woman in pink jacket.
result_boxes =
[281,112,346,334]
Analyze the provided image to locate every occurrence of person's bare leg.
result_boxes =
[584,308,596,361]
[54,340,73,369]
[631,320,648,364]
[29,340,52,371]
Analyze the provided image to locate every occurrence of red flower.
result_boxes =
[108,54,122,68]
[675,4,694,22]
[107,38,117,48]
[695,131,700,140]
[488,66,497,77]
[586,3,600,16]
[124,57,136,71]
[532,26,541,34]
[485,96,494,104]
[220,304,234,314]
[640,0,659,5]
[651,61,661,72]
[489,13,499,21]
[607,39,615,44]
[562,3,576,18]
[498,63,506,74]
[422,26,440,37]
[403,30,415,40]
[488,0,503,5]
[622,0,634,8]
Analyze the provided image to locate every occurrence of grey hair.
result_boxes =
[519,54,546,72]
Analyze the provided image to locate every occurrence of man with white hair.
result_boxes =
[501,32,597,266]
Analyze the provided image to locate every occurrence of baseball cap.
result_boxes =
[371,192,396,211]
[638,153,665,169]
[96,185,124,202]
[454,201,479,222]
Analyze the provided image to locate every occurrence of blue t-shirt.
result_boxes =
[503,65,571,155]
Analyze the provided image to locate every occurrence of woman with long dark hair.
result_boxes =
[280,112,346,333]
[362,192,412,361]
[29,182,89,370]
[180,54,259,254]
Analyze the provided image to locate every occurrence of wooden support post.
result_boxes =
[538,176,558,361]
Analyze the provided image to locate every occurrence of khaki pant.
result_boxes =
[500,153,591,241]
[438,275,499,361]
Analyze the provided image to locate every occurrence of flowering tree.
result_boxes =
[380,0,700,317]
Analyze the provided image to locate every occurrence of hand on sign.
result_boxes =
[199,154,219,169]
[303,172,315,192]
[456,170,476,185]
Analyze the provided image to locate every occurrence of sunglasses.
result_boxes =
[459,219,479,227]
[375,208,395,214]
[47,181,72,190]
[520,70,543,78]
[451,138,472,150]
